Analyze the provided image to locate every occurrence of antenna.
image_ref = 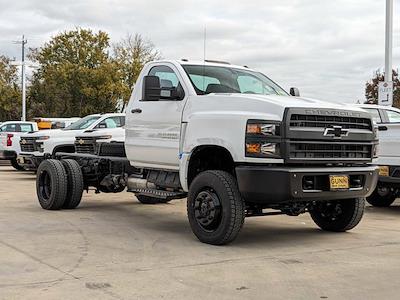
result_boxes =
[202,26,206,92]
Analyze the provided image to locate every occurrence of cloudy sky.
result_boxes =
[0,0,398,103]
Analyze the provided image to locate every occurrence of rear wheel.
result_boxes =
[366,186,396,207]
[61,159,84,209]
[36,159,68,210]
[10,158,24,171]
[135,195,171,204]
[187,170,245,245]
[310,198,365,232]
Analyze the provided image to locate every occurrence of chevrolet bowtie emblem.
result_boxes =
[78,139,85,145]
[21,139,27,144]
[323,126,349,139]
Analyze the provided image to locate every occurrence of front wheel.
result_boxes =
[10,158,24,171]
[366,186,396,207]
[187,170,245,245]
[310,198,365,232]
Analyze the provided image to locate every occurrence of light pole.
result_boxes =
[385,0,393,84]
[379,0,394,106]
[13,35,28,121]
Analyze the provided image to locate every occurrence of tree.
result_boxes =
[0,55,21,121]
[28,28,126,117]
[113,33,161,104]
[365,69,400,108]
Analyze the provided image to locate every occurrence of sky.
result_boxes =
[0,0,398,103]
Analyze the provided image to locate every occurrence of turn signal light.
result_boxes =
[246,143,261,154]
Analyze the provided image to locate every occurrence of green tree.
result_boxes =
[113,33,161,103]
[28,28,126,117]
[365,69,400,108]
[0,55,21,121]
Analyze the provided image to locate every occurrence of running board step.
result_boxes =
[128,188,187,200]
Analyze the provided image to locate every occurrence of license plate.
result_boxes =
[17,156,25,164]
[329,175,349,190]
[379,166,389,177]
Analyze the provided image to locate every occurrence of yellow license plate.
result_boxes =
[379,166,389,177]
[329,175,349,190]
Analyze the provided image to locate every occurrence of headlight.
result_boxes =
[95,135,112,140]
[36,136,50,141]
[245,120,281,158]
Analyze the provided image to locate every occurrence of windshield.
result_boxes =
[182,65,288,96]
[63,115,100,130]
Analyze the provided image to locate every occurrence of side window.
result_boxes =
[149,65,180,88]
[386,110,400,123]
[20,124,33,132]
[364,108,382,124]
[97,117,124,129]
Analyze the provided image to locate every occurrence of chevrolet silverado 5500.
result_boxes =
[34,60,379,245]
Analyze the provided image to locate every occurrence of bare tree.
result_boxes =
[113,34,161,103]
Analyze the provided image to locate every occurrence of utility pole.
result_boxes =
[13,35,28,121]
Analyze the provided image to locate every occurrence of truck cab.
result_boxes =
[34,60,379,245]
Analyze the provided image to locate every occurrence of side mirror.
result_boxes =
[290,87,300,97]
[143,76,161,101]
[97,123,107,129]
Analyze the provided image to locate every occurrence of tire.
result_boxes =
[366,186,396,207]
[187,170,245,245]
[136,195,170,204]
[310,198,365,232]
[36,159,68,210]
[10,158,24,171]
[61,159,84,209]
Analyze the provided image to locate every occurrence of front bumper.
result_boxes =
[17,154,44,170]
[0,150,16,160]
[236,165,379,204]
[378,165,400,187]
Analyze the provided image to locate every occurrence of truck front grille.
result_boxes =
[75,137,96,154]
[20,137,38,152]
[284,108,376,164]
[290,114,372,130]
[289,141,372,160]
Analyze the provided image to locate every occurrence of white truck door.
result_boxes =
[126,64,186,170]
[378,109,400,163]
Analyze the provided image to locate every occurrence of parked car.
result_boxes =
[34,59,378,245]
[358,104,400,207]
[0,121,39,170]
[18,113,125,170]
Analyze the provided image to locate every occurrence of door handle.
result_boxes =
[131,108,142,114]
[378,125,388,131]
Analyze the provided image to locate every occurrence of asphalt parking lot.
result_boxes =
[1,164,400,300]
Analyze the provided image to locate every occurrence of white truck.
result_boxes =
[34,60,378,245]
[358,104,400,207]
[74,127,125,156]
[18,113,125,170]
[0,121,39,170]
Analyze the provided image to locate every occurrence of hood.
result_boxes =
[187,94,367,121]
[21,129,62,137]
